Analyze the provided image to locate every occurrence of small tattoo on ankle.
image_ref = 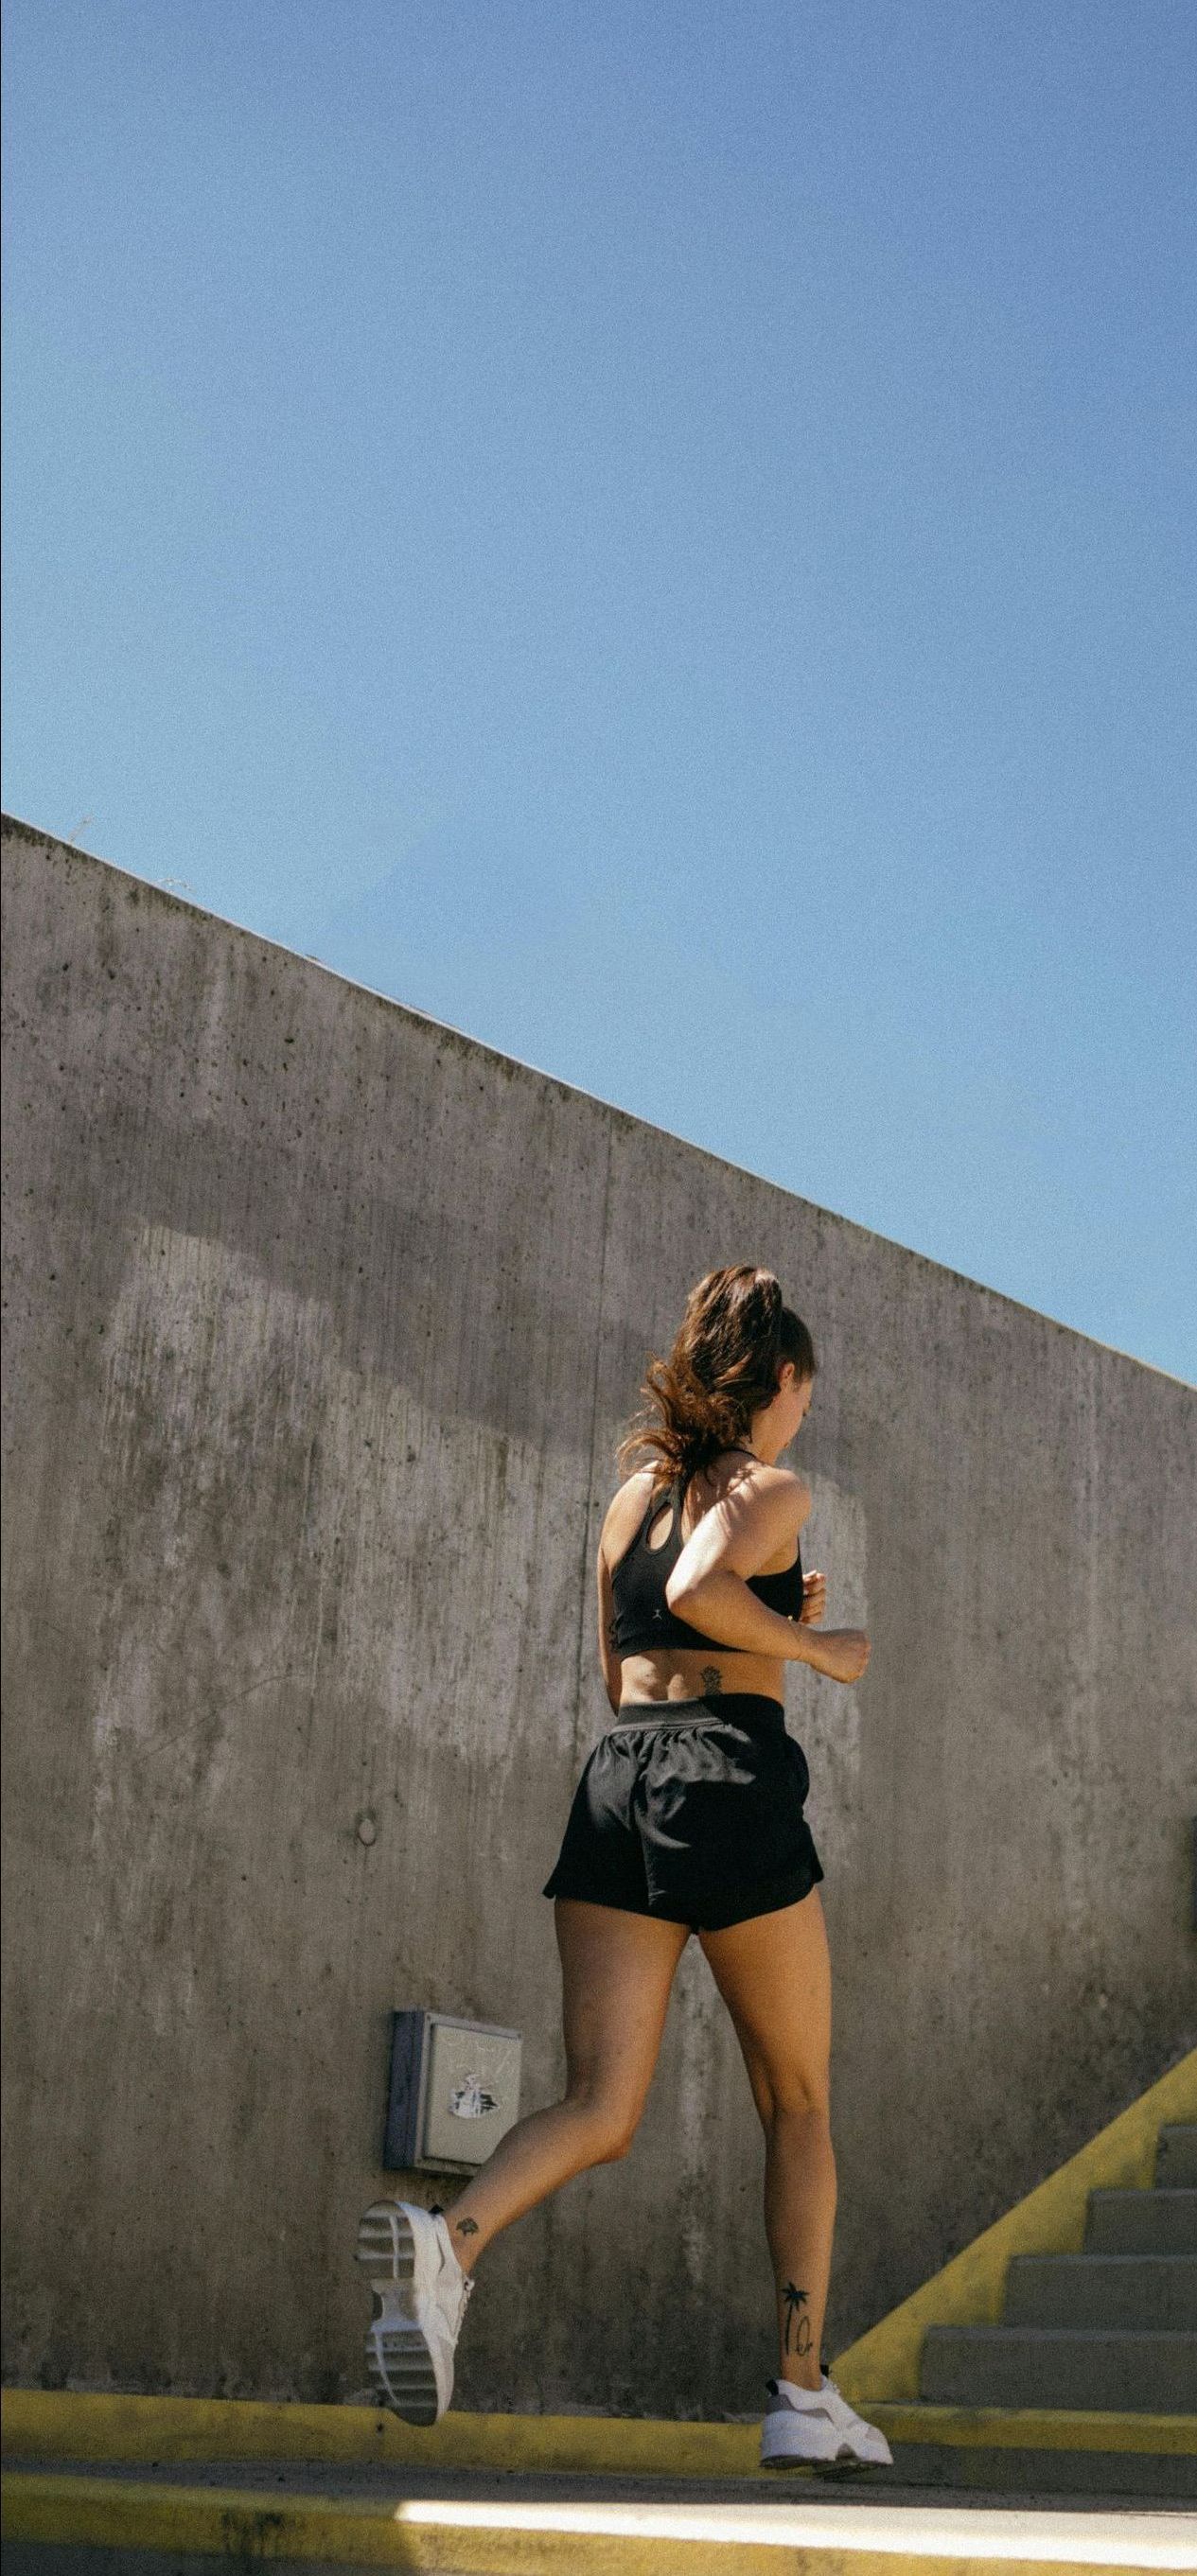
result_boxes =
[454,2217,479,2237]
[782,2282,812,2354]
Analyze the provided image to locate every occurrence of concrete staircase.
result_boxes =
[840,2116,1197,2496]
[918,2124,1196,2414]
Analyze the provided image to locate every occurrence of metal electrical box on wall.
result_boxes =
[384,2009,522,2173]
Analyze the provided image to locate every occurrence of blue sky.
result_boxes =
[4,1,1194,1382]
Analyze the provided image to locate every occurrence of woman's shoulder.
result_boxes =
[599,1463,666,1567]
[707,1456,811,1524]
[611,1459,668,1500]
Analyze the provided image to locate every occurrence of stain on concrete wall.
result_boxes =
[3,815,1194,2415]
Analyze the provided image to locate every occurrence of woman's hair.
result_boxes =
[614,1265,816,1494]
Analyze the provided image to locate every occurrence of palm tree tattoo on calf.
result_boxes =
[783,2282,812,2354]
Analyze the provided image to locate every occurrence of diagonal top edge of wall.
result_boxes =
[4,807,1185,1389]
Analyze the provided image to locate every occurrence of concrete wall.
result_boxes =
[3,812,1194,2416]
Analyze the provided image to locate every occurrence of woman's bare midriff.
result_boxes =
[618,1642,787,1709]
[608,1453,794,1710]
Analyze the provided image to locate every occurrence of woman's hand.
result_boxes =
[800,1568,826,1624]
[808,1627,871,1684]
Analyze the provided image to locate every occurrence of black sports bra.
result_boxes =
[608,1447,804,1657]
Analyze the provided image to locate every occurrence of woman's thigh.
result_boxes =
[697,1885,832,2122]
[554,1898,691,2133]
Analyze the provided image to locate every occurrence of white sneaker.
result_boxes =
[760,2372,894,2471]
[355,2199,475,2424]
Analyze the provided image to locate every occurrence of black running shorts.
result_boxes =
[541,1692,824,1932]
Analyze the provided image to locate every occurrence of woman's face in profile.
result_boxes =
[777,1365,814,1446]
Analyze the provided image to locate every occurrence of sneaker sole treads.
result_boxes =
[762,2451,881,2473]
[761,2438,889,2471]
[356,2202,441,2427]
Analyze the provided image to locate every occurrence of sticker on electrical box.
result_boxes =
[422,2020,520,2165]
[449,2073,499,2119]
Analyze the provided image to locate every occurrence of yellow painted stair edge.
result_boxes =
[3,2388,1195,2473]
[830,2051,1197,2405]
[0,2473,1174,2576]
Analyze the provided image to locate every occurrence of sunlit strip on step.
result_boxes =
[5,2472,1196,2576]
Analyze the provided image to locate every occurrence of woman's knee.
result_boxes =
[754,2063,832,2126]
[562,2087,640,2163]
[784,2075,832,2119]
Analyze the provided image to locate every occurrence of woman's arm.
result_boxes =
[665,1468,824,1665]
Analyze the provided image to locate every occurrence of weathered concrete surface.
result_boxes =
[2,814,1194,2417]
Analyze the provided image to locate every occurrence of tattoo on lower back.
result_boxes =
[699,1665,723,1693]
[453,2217,480,2238]
[782,2282,812,2354]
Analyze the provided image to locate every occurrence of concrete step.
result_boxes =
[1156,2127,1197,2188]
[879,2436,1197,2500]
[1086,2190,1197,2255]
[920,2325,1197,2411]
[5,2465,1196,2572]
[1002,2252,1197,2332]
[6,2386,1196,2523]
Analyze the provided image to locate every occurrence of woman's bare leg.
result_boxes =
[434,1899,691,2271]
[699,1885,835,2391]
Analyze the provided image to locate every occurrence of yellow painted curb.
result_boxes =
[863,2408,1197,2459]
[4,2388,1194,2476]
[831,2054,1197,2404]
[6,2389,755,2476]
[2,2473,1186,2576]
[4,2370,1188,2473]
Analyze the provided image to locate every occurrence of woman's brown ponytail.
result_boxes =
[615,1265,816,1494]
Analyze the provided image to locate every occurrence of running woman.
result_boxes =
[355,1264,893,2472]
